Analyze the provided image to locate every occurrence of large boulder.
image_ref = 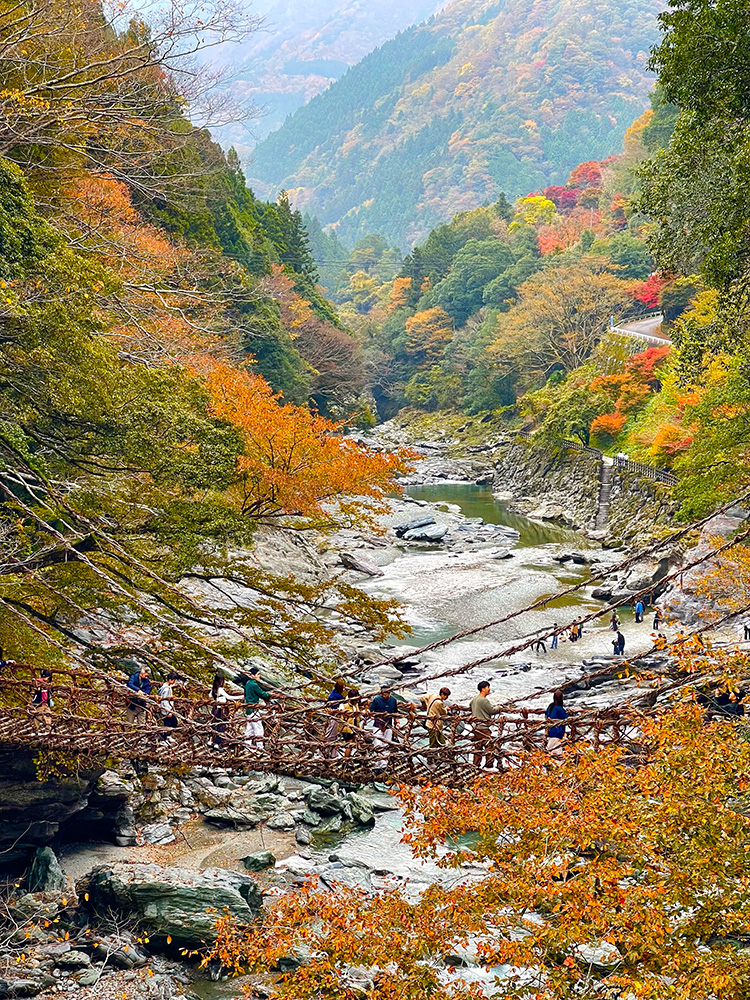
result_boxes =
[345,793,375,826]
[80,862,263,949]
[623,556,671,594]
[339,552,384,577]
[394,515,435,537]
[305,787,347,816]
[403,523,448,542]
[27,848,65,893]
[241,851,276,872]
[203,804,260,829]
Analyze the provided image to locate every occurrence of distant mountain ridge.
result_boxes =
[216,0,449,152]
[246,0,663,248]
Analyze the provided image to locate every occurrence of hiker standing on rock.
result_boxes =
[244,666,271,750]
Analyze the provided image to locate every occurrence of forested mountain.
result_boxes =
[248,0,662,248]
[215,0,448,153]
[0,0,405,677]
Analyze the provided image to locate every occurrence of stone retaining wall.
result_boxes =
[490,439,678,542]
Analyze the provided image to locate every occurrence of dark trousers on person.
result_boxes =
[472,722,494,768]
[160,713,178,740]
[428,727,445,749]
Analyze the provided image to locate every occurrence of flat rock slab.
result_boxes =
[394,515,435,537]
[339,552,384,577]
[403,524,448,542]
[80,862,263,949]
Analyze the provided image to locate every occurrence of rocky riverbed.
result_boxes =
[2,428,745,1000]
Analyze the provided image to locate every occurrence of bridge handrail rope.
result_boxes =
[0,666,649,784]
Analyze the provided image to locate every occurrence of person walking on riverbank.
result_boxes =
[545,689,567,760]
[244,667,271,750]
[653,608,664,631]
[634,600,644,623]
[610,611,620,631]
[612,630,625,655]
[470,680,503,770]
[126,664,151,725]
[551,625,559,651]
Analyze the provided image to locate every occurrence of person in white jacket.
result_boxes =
[210,670,243,748]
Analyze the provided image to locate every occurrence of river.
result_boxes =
[358,482,643,709]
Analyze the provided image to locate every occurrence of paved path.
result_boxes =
[613,313,669,346]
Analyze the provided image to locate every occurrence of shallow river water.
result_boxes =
[360,483,646,709]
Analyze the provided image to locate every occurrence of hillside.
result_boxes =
[215,0,448,153]
[247,0,662,248]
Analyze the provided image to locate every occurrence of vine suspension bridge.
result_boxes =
[1,666,645,787]
[3,477,750,787]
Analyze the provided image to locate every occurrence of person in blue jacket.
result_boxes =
[545,688,568,760]
[126,664,152,724]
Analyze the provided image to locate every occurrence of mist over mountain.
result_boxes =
[217,0,449,153]
[246,0,662,248]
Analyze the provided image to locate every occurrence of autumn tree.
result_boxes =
[489,257,635,385]
[0,0,262,204]
[402,307,454,368]
[0,158,409,676]
[207,704,750,999]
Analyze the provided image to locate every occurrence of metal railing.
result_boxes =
[515,432,677,488]
[614,456,678,488]
[561,438,603,460]
[609,312,669,348]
